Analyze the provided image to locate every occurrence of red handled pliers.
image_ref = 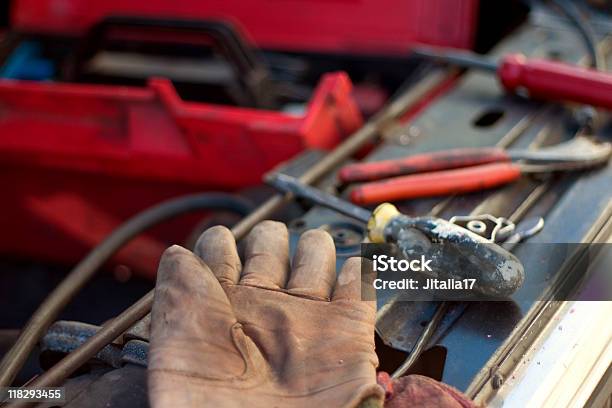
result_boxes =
[339,137,611,205]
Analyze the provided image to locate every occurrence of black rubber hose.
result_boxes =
[553,0,604,70]
[550,0,604,131]
[0,193,253,387]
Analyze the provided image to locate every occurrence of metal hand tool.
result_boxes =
[412,46,612,110]
[267,173,524,298]
[339,136,612,183]
[342,137,612,204]
[390,216,546,380]
[449,214,515,243]
[503,217,545,251]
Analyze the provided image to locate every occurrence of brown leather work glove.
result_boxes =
[147,221,384,407]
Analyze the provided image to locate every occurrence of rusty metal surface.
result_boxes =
[287,11,612,392]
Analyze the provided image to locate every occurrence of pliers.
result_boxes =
[338,137,611,205]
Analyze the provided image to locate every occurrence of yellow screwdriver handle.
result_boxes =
[367,203,401,243]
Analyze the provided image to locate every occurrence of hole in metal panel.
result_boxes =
[472,109,505,127]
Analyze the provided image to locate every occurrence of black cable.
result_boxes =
[552,0,604,70]
[551,0,604,131]
[0,193,253,387]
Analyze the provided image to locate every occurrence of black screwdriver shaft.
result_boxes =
[267,173,372,223]
[412,46,498,72]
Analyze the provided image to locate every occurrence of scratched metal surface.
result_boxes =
[288,10,612,391]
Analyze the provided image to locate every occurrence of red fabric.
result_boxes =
[377,372,479,408]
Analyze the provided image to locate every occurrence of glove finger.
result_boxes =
[332,257,375,309]
[149,245,245,376]
[240,220,290,289]
[194,225,242,284]
[286,229,336,299]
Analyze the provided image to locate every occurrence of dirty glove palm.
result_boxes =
[148,221,383,407]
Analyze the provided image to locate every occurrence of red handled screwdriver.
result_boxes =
[413,46,612,110]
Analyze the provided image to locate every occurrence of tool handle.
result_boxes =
[350,162,522,204]
[385,215,524,297]
[339,147,510,182]
[499,54,612,109]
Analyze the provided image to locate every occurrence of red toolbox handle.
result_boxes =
[63,16,277,109]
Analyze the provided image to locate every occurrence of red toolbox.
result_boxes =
[10,0,478,55]
[0,74,359,188]
[0,72,361,277]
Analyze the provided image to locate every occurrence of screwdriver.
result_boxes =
[267,173,524,298]
[413,46,612,110]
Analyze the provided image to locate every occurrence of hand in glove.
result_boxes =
[147,221,384,408]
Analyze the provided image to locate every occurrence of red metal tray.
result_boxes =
[0,72,361,276]
[11,0,478,55]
